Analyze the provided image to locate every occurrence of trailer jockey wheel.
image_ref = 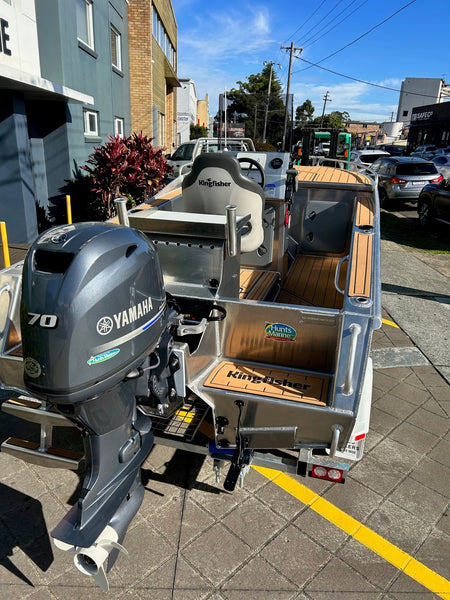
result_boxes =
[237,157,265,189]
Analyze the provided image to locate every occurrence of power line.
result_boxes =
[293,0,417,75]
[301,0,369,49]
[298,0,346,47]
[295,56,448,100]
[282,0,327,45]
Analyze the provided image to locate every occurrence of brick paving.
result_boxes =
[0,307,448,599]
[0,237,449,598]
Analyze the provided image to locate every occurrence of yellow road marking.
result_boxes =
[254,466,450,599]
[382,317,399,328]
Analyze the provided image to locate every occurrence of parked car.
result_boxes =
[417,178,450,228]
[410,144,437,159]
[166,138,254,178]
[370,156,443,208]
[431,146,450,157]
[349,149,390,167]
[431,155,450,179]
[314,142,330,156]
[375,144,404,156]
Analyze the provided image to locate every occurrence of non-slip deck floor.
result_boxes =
[277,255,347,309]
[204,361,328,405]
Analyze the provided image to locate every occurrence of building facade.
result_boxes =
[1,0,180,243]
[344,121,383,147]
[407,102,450,153]
[0,0,131,242]
[397,78,450,125]
[128,0,179,151]
[176,77,197,145]
[197,93,209,131]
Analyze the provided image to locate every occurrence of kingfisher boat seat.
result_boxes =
[181,153,265,253]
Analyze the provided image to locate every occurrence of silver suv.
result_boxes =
[371,156,443,208]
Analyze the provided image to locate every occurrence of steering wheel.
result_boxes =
[237,157,265,189]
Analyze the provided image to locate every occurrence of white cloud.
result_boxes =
[292,79,400,122]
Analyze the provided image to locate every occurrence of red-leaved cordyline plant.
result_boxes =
[81,132,170,217]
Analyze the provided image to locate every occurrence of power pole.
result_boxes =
[280,43,302,152]
[320,91,331,128]
[262,60,281,143]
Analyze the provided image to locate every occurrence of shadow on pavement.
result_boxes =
[0,483,54,585]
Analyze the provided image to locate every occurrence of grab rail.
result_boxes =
[334,255,349,295]
[343,323,361,395]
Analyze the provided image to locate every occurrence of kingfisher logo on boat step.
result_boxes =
[265,322,297,341]
[203,361,328,405]
[198,178,231,188]
[226,369,311,391]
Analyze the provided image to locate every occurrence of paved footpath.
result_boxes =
[0,240,449,599]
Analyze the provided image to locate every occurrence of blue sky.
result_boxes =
[172,0,449,123]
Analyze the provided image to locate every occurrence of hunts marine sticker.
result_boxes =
[265,322,297,341]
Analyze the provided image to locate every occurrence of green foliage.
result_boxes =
[80,132,170,218]
[190,124,208,139]
[295,99,315,127]
[311,111,350,130]
[225,64,285,145]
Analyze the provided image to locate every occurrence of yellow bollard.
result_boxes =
[66,195,72,224]
[0,222,11,268]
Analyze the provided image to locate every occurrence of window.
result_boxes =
[152,6,176,69]
[84,109,98,136]
[77,0,94,49]
[159,113,165,146]
[110,25,121,70]
[114,117,124,138]
[402,110,408,117]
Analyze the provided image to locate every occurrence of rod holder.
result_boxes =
[115,198,130,227]
[226,204,237,257]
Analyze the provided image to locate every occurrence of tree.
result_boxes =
[190,124,208,139]
[295,99,315,127]
[79,132,169,218]
[311,111,350,130]
[225,64,285,145]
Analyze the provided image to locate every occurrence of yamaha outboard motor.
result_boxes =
[20,222,172,590]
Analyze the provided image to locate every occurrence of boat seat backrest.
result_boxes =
[181,153,264,253]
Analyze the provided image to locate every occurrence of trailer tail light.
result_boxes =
[431,174,443,183]
[311,465,344,483]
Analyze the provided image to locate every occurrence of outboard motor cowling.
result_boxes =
[21,222,167,403]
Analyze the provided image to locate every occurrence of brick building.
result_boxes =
[128,0,179,151]
[344,121,383,147]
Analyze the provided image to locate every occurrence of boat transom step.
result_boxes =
[204,361,328,405]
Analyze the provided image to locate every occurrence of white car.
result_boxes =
[432,155,450,178]
[350,149,390,168]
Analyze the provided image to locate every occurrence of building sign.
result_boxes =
[0,18,11,55]
[411,111,434,122]
[0,2,41,74]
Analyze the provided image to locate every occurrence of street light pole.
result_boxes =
[280,43,302,152]
[320,91,331,128]
[262,60,281,144]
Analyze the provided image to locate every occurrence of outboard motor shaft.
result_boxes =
[20,222,169,590]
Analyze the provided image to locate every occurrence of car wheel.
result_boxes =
[418,200,432,229]
[378,187,391,210]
